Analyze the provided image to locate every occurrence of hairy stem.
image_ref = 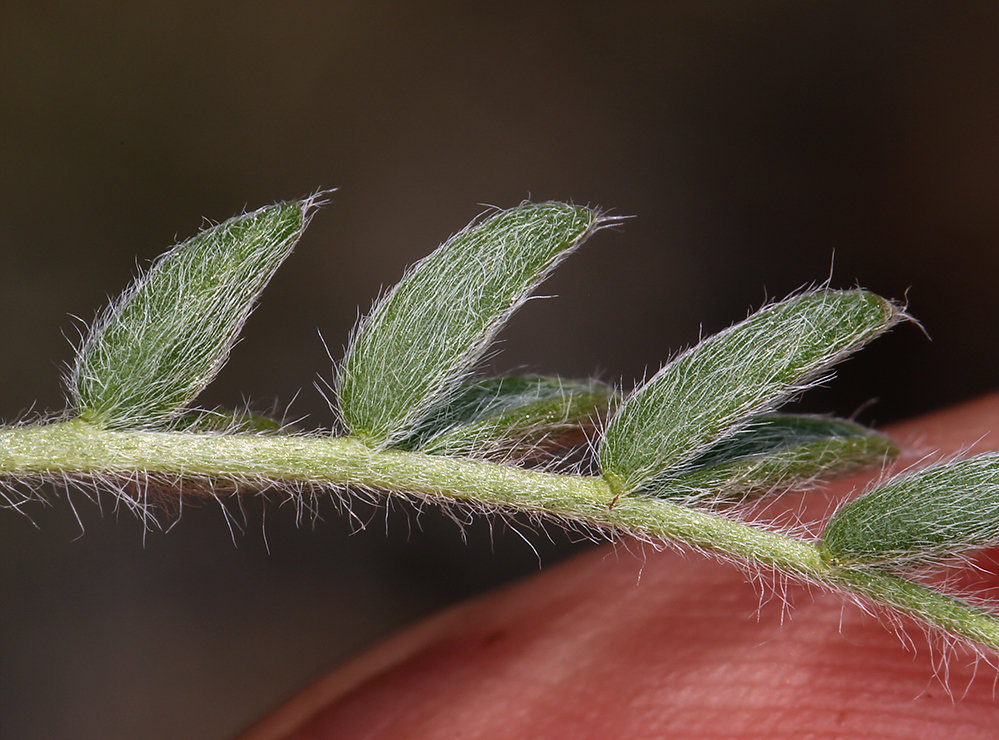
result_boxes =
[4,420,999,652]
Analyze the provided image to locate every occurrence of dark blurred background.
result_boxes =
[3,2,999,738]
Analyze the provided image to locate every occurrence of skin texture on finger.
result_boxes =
[240,392,999,740]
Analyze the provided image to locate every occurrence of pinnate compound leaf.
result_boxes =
[648,414,896,504]
[413,376,615,458]
[337,202,602,446]
[821,454,999,568]
[599,290,901,494]
[71,198,315,429]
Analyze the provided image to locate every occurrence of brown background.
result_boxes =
[3,3,999,738]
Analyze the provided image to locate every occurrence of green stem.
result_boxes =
[4,420,999,653]
[833,567,999,650]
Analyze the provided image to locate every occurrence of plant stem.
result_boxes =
[4,420,999,652]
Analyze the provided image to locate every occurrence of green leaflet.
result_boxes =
[337,202,601,446]
[648,414,896,504]
[599,290,900,495]
[70,199,313,429]
[821,454,999,568]
[412,376,615,458]
[168,408,290,435]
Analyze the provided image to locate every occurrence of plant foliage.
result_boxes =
[5,195,999,661]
